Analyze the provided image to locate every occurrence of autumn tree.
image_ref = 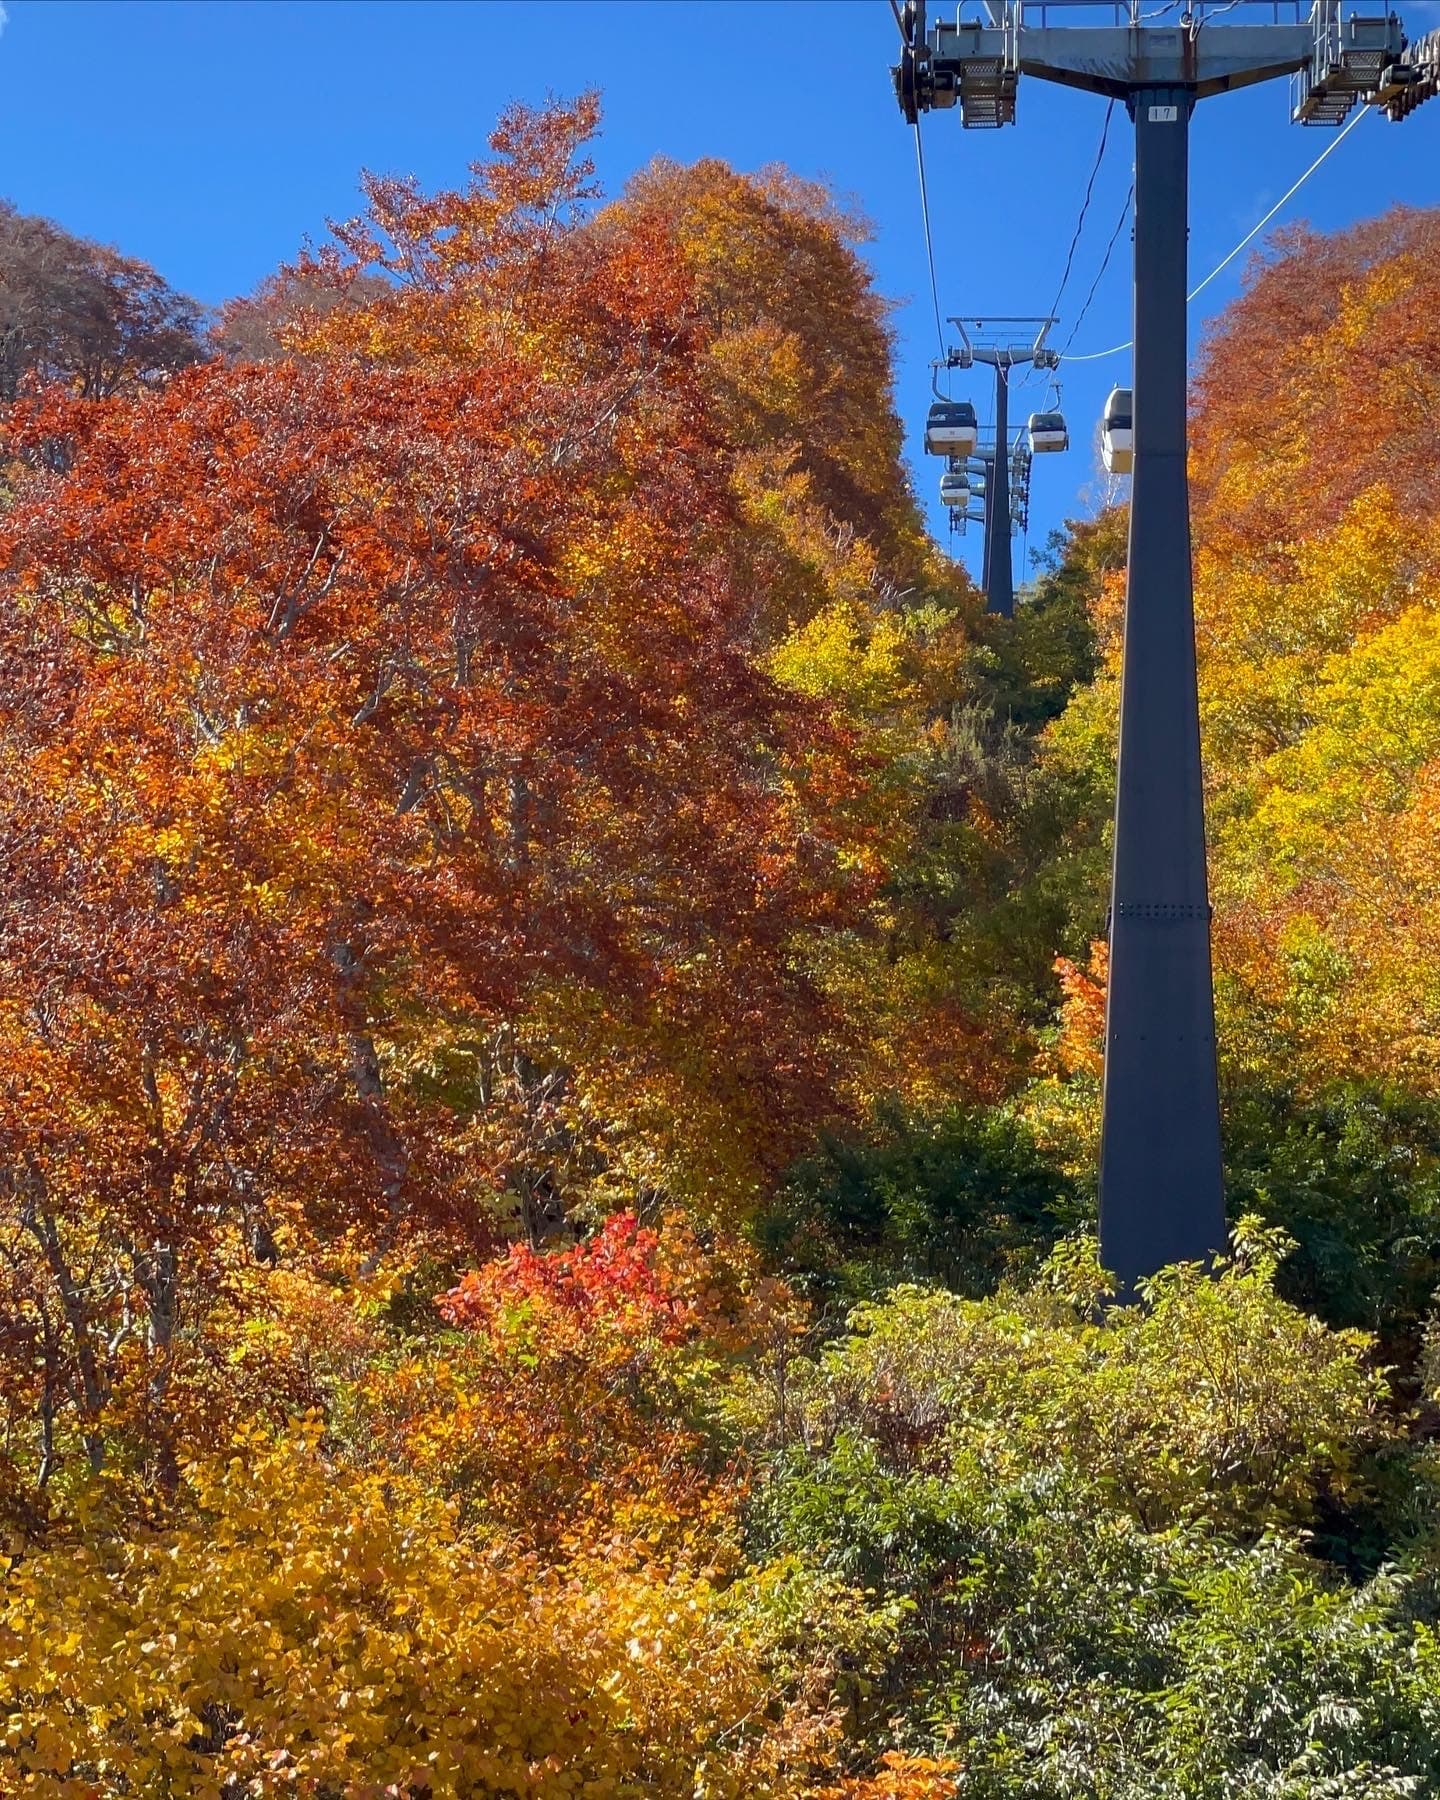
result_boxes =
[0,200,208,402]
[214,265,391,363]
[0,99,888,1500]
[1183,210,1440,1111]
[604,156,933,589]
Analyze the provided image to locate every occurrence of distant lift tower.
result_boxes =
[895,0,1438,1291]
[939,316,1056,616]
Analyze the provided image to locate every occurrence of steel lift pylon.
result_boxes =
[895,0,1438,1292]
[934,316,1052,615]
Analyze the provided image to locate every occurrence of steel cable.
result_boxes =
[913,118,949,361]
[1045,99,1117,324]
[1062,101,1372,361]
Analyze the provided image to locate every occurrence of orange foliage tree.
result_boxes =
[257,111,1012,1116]
[0,96,888,1500]
[1187,207,1440,1095]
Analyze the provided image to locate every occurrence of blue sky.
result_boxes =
[1,0,1437,579]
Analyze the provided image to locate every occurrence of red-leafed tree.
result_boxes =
[0,98,881,1496]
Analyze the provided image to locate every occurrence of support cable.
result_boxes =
[1186,99,1368,299]
[884,5,949,371]
[1045,99,1116,324]
[913,119,948,361]
[1062,101,1372,361]
[1014,98,1117,397]
[1060,182,1133,357]
[1190,0,1245,37]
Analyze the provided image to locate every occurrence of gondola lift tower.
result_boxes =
[894,0,1439,1292]
[930,315,1060,616]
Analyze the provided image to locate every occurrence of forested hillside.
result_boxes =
[2,98,1440,1798]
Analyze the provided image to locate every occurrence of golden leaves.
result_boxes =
[1,1422,828,1798]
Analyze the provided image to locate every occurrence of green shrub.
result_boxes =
[1223,1083,1440,1338]
[759,1105,1080,1305]
[739,1232,1435,1796]
[784,1226,1391,1538]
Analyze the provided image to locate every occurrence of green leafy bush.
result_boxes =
[1223,1083,1440,1337]
[783,1227,1391,1537]
[759,1105,1081,1304]
[738,1231,1435,1796]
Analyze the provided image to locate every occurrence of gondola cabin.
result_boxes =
[939,471,972,510]
[1027,411,1069,454]
[925,400,979,457]
[1102,388,1133,475]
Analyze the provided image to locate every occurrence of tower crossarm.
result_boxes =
[928,19,1326,104]
[1016,24,1320,99]
[901,2,1429,122]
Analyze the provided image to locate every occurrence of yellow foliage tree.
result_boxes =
[0,1421,845,1798]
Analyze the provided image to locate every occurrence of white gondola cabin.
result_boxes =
[939,470,972,509]
[1027,410,1069,454]
[1101,387,1133,475]
[925,400,979,457]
